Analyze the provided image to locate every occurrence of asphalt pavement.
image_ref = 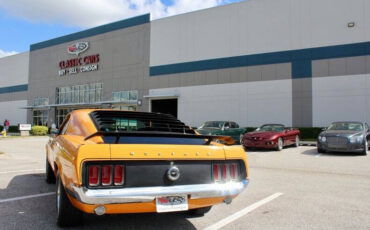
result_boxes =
[0,136,369,230]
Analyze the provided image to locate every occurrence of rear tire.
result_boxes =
[56,174,82,227]
[276,138,283,151]
[188,206,212,215]
[45,158,56,184]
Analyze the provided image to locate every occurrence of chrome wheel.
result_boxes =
[295,135,300,147]
[56,179,61,216]
[363,141,368,155]
[277,138,283,151]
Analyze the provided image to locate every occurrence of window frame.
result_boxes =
[58,114,71,135]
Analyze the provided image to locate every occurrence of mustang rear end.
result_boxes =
[46,110,249,227]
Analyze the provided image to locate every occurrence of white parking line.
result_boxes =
[315,154,322,158]
[204,192,283,230]
[0,192,54,204]
[0,169,44,174]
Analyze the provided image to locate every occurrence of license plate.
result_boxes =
[328,144,345,149]
[156,195,188,213]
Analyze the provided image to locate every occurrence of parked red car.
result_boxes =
[241,124,300,151]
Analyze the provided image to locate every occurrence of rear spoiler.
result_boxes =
[84,131,235,145]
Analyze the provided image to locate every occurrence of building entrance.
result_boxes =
[151,99,178,118]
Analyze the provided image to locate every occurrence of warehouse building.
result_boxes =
[0,0,370,128]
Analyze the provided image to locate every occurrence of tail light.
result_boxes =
[101,165,112,186]
[230,163,238,180]
[222,164,229,180]
[213,164,221,181]
[87,164,125,187]
[88,165,100,186]
[213,163,239,182]
[114,165,124,185]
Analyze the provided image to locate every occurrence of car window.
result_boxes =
[60,120,70,135]
[224,122,230,129]
[327,122,363,131]
[58,115,71,135]
[230,122,239,128]
[365,123,369,131]
[100,118,139,131]
[201,121,224,129]
[259,124,284,132]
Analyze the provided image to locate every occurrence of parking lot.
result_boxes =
[0,136,369,230]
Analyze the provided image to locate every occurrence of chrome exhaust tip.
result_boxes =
[223,196,232,205]
[94,206,106,216]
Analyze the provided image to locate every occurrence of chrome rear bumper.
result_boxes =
[70,180,248,205]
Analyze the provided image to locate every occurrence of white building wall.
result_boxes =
[0,52,29,87]
[150,0,370,66]
[312,74,370,127]
[149,79,292,127]
[0,100,27,125]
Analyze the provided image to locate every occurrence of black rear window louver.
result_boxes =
[89,111,196,134]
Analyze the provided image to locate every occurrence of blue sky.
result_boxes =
[0,0,243,57]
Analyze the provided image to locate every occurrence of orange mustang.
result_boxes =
[46,109,249,227]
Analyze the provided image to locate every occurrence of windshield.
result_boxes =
[200,121,224,129]
[258,124,285,132]
[327,122,363,131]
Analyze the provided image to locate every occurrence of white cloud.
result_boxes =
[0,49,18,58]
[0,0,236,28]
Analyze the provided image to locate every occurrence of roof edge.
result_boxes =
[30,13,150,51]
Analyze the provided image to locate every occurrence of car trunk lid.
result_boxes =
[110,144,226,159]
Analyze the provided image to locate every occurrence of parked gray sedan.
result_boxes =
[317,122,369,155]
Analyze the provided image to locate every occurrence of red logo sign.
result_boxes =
[59,54,99,69]
[68,42,89,56]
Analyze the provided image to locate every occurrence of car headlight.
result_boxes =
[318,136,322,141]
[350,135,363,143]
[321,136,326,142]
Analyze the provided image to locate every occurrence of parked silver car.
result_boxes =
[317,122,369,155]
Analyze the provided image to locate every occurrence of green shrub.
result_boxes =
[298,127,323,140]
[31,126,49,136]
[245,127,257,132]
[8,126,19,133]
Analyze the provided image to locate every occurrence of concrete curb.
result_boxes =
[300,141,317,146]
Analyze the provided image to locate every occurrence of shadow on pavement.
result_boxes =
[301,148,365,157]
[0,173,197,229]
[246,145,299,153]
